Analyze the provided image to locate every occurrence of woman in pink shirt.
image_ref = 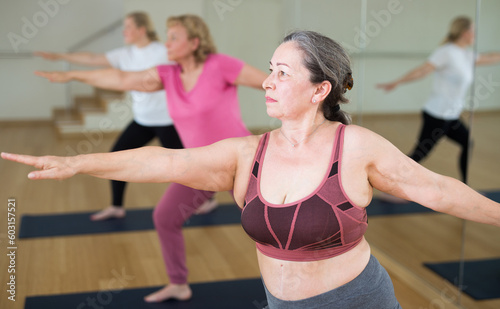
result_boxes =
[35,14,267,302]
[35,12,186,222]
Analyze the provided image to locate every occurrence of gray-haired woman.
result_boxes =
[4,31,500,308]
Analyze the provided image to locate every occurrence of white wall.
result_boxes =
[2,0,500,124]
[204,0,284,129]
[0,0,124,120]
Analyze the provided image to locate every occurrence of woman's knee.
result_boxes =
[153,203,185,230]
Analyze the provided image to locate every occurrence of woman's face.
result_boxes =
[263,41,318,120]
[165,24,198,62]
[122,17,144,45]
[461,25,475,46]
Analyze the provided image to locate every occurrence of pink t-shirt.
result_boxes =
[157,54,251,148]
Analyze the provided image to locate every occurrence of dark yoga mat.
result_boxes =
[367,190,500,217]
[366,198,435,216]
[19,191,500,239]
[19,204,242,239]
[19,199,432,239]
[24,278,268,309]
[424,258,500,300]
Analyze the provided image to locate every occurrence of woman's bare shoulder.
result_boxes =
[344,124,378,137]
[343,124,400,158]
[343,124,384,145]
[227,133,267,146]
[231,133,269,158]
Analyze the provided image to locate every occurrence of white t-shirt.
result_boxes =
[423,43,475,120]
[106,42,173,126]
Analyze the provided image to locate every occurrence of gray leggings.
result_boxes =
[263,255,402,309]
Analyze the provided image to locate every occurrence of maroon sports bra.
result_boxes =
[241,124,368,261]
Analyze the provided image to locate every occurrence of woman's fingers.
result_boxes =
[34,71,69,83]
[34,71,54,80]
[2,152,46,179]
[28,169,59,180]
[1,152,75,180]
[33,51,53,59]
[1,152,40,167]
[376,83,395,92]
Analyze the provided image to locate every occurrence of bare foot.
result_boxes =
[378,192,409,204]
[90,206,126,221]
[195,198,219,215]
[144,284,192,303]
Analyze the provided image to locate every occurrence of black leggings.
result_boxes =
[409,111,470,182]
[110,121,183,206]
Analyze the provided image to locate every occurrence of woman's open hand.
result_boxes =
[33,51,61,61]
[376,82,398,92]
[1,152,78,180]
[34,71,72,83]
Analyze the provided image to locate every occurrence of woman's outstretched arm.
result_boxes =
[34,66,163,92]
[349,125,500,227]
[1,137,248,192]
[34,51,111,67]
[476,52,500,66]
[376,62,435,92]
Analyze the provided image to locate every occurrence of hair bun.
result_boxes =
[343,72,354,93]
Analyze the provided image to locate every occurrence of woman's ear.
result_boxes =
[312,81,332,104]
[190,37,200,51]
[139,26,148,37]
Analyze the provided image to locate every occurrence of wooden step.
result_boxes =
[94,89,125,111]
[53,108,82,125]
[52,89,128,139]
[94,88,125,100]
[52,107,85,138]
[75,96,105,113]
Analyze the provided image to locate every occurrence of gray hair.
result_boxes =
[283,31,353,124]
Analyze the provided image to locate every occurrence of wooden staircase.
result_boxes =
[53,88,131,138]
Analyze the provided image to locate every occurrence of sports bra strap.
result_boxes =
[254,124,345,178]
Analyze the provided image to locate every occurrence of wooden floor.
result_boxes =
[1,112,499,309]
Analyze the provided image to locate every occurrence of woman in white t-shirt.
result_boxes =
[36,12,217,220]
[378,16,500,184]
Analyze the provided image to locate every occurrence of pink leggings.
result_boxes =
[152,183,215,284]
